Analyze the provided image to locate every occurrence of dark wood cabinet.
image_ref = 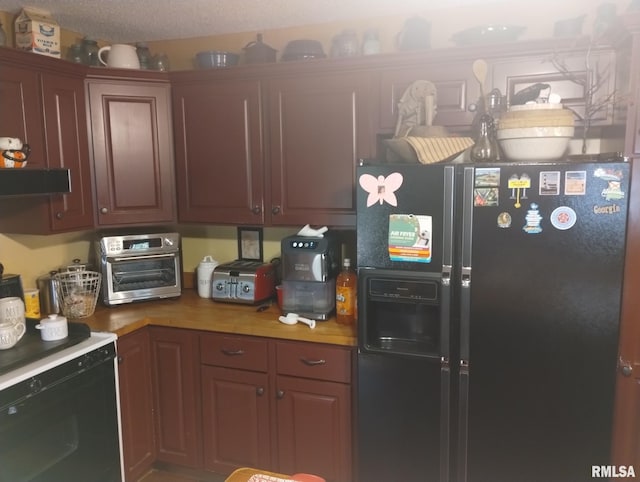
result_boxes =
[267,71,373,227]
[40,71,94,231]
[376,59,480,133]
[198,332,354,481]
[87,78,176,226]
[274,341,353,482]
[0,57,45,166]
[172,67,373,228]
[150,327,201,468]
[117,328,156,482]
[612,13,640,471]
[172,78,265,224]
[0,51,93,234]
[491,46,616,127]
[200,333,271,473]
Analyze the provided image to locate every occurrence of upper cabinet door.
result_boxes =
[377,60,480,133]
[268,71,373,227]
[491,49,617,126]
[87,80,176,226]
[172,79,264,224]
[0,63,46,167]
[41,72,94,231]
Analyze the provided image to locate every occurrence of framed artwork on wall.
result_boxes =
[237,227,263,261]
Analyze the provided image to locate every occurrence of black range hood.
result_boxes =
[0,168,71,196]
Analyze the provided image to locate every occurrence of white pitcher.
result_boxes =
[98,44,140,69]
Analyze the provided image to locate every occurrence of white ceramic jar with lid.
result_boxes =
[36,314,68,341]
[197,255,219,298]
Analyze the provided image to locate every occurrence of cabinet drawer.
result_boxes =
[200,333,268,372]
[276,341,352,383]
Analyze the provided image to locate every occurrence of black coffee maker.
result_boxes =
[0,263,24,300]
[280,234,340,320]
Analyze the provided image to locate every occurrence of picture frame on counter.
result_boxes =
[238,227,263,262]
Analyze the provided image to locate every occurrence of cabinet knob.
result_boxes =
[252,205,262,215]
[55,212,64,220]
[468,103,478,113]
[272,206,281,215]
[256,387,265,396]
[276,389,285,399]
[117,355,124,364]
[100,207,108,214]
[620,357,633,377]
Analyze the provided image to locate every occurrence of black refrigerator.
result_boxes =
[355,160,630,482]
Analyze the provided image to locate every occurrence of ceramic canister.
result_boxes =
[197,256,219,298]
[36,314,68,341]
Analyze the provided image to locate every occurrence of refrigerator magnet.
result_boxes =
[550,206,577,230]
[523,203,543,234]
[497,212,512,228]
[359,172,403,207]
[540,171,560,195]
[508,174,531,208]
[388,214,432,263]
[564,171,587,195]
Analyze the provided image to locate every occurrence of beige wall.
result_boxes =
[0,0,631,288]
[136,0,630,70]
[1,0,632,68]
[0,226,301,289]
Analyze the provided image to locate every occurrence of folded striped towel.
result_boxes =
[404,136,474,164]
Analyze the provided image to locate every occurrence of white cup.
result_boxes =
[98,44,141,69]
[36,314,69,341]
[0,297,25,325]
[0,321,26,350]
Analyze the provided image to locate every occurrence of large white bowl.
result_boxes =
[497,126,575,162]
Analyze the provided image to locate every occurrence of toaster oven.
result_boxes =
[96,232,182,306]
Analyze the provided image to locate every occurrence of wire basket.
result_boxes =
[54,270,101,319]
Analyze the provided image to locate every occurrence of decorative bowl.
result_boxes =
[281,39,326,61]
[497,126,575,162]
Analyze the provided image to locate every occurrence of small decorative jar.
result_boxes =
[81,38,100,66]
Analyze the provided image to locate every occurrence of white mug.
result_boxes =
[98,44,140,69]
[0,297,25,325]
[0,321,26,350]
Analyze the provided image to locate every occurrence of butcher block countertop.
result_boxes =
[81,289,357,347]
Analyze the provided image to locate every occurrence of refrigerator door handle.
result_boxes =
[457,362,470,482]
[459,167,474,363]
[443,166,455,268]
[441,358,451,482]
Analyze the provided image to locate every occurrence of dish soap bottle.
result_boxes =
[336,258,357,325]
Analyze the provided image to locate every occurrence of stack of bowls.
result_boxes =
[497,103,575,161]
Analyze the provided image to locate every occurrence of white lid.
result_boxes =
[199,255,219,267]
[42,313,67,323]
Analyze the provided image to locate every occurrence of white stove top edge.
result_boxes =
[0,331,118,391]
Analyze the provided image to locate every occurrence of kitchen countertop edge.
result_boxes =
[81,290,357,347]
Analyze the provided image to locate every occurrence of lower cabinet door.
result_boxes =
[276,375,352,482]
[201,365,271,474]
[117,329,155,481]
[150,327,201,468]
